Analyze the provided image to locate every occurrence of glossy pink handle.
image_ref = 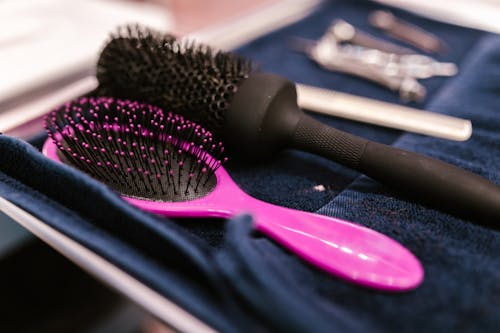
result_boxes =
[245,200,423,291]
[43,138,423,291]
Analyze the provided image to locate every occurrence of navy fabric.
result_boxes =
[1,0,499,332]
[0,137,256,333]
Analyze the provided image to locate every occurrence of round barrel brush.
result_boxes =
[96,25,500,224]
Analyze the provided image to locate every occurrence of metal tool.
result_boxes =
[288,30,470,141]
[291,30,457,102]
[369,10,448,54]
[291,36,426,101]
[337,43,457,79]
[328,19,414,55]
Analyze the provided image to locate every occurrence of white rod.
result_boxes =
[296,84,472,141]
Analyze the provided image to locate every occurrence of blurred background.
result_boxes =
[0,0,499,332]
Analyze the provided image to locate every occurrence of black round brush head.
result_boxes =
[95,26,500,223]
[97,25,255,136]
[44,97,227,202]
[97,25,303,159]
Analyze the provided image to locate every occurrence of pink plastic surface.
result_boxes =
[43,139,423,291]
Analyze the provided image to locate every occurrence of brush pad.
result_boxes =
[44,97,225,202]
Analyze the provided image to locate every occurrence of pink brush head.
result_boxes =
[43,97,424,292]
[44,97,227,202]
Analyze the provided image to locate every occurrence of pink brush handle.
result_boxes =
[249,201,423,291]
[43,139,423,291]
[131,180,423,291]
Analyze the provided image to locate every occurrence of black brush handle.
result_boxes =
[226,73,500,224]
[292,114,500,223]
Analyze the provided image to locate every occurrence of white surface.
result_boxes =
[0,0,171,103]
[0,197,216,333]
[0,76,98,133]
[191,0,321,50]
[376,0,500,33]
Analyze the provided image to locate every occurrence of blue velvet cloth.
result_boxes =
[1,0,499,332]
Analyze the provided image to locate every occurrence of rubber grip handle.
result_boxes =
[291,114,500,224]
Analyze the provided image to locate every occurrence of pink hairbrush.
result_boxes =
[42,97,423,291]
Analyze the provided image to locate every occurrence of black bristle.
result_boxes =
[96,24,256,135]
[44,97,227,202]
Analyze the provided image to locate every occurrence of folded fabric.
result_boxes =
[0,0,499,332]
